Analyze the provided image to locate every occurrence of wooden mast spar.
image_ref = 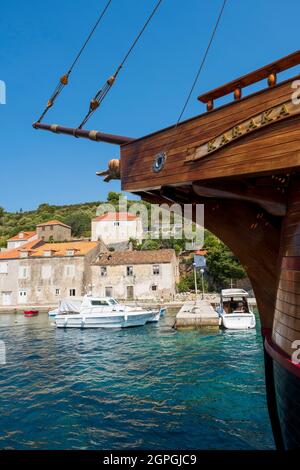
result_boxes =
[32,122,133,145]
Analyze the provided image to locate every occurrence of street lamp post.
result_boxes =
[194,251,207,302]
[200,268,205,300]
[193,263,198,298]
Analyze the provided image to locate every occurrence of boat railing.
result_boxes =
[198,50,300,111]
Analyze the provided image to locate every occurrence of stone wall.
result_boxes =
[0,260,19,305]
[16,256,86,305]
[0,243,102,306]
[92,262,177,300]
[37,224,71,242]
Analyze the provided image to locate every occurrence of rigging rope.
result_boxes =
[176,0,227,126]
[36,0,112,123]
[78,0,163,129]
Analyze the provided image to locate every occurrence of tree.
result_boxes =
[0,201,102,246]
[177,270,209,293]
[177,230,246,293]
[128,238,141,250]
[204,230,246,290]
[36,204,56,221]
[177,276,193,293]
[107,192,122,205]
[64,212,91,237]
[140,239,161,251]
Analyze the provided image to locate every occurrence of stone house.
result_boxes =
[91,212,143,245]
[92,249,179,300]
[0,218,179,306]
[7,231,38,250]
[36,220,71,242]
[0,239,101,306]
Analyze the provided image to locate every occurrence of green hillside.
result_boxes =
[0,192,154,247]
[0,201,99,247]
[0,193,246,290]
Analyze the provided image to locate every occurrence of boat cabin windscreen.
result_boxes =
[90,298,119,306]
[91,299,110,306]
[222,296,249,314]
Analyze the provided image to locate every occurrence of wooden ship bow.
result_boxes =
[34,50,300,450]
[119,51,300,450]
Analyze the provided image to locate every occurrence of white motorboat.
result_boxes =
[48,297,82,317]
[216,289,256,330]
[52,296,162,329]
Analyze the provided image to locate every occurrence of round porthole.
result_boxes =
[152,152,166,173]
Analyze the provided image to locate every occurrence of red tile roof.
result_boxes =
[31,241,98,257]
[36,220,71,228]
[8,231,36,242]
[93,212,138,222]
[95,249,175,266]
[0,239,43,259]
[0,240,98,260]
[195,250,208,255]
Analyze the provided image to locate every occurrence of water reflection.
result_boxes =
[0,309,274,450]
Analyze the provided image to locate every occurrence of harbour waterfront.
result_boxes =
[0,309,274,450]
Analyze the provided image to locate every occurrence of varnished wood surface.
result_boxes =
[142,183,300,351]
[121,77,300,192]
[119,58,300,357]
[139,189,281,329]
[274,361,300,449]
[273,178,300,357]
[192,181,286,216]
[140,177,300,356]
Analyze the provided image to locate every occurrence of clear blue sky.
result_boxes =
[1,0,299,212]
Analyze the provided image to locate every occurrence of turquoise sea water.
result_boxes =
[0,309,274,450]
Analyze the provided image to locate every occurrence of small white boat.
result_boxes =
[216,289,256,330]
[48,309,58,317]
[159,307,167,316]
[53,296,161,329]
[147,307,166,323]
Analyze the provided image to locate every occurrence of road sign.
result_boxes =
[194,254,206,268]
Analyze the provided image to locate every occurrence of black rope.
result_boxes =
[118,0,163,69]
[68,0,112,73]
[78,0,163,129]
[176,0,227,126]
[36,0,112,123]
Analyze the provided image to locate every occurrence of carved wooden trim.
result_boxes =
[186,101,300,162]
